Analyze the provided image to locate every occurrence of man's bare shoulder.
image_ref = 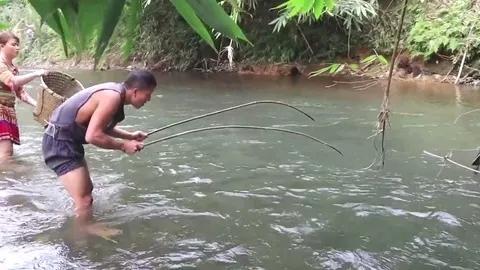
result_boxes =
[92,89,122,106]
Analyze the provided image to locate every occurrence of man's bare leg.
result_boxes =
[60,162,122,239]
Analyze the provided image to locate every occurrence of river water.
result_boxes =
[1,71,480,269]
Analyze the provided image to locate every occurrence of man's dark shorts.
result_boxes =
[42,132,85,177]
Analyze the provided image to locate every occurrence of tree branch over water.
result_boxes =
[374,0,409,168]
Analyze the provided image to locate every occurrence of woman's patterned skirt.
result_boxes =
[0,103,19,145]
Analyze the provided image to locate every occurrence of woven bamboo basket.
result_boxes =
[33,71,84,125]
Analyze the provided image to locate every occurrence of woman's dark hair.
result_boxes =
[0,31,19,45]
[124,70,157,90]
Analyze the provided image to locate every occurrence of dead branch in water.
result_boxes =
[353,81,379,91]
[453,108,480,124]
[423,150,480,174]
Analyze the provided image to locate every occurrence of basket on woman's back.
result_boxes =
[33,71,84,125]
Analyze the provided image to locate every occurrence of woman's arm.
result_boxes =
[12,70,47,107]
[11,70,44,87]
[18,89,37,107]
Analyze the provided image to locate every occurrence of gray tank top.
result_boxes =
[49,82,126,144]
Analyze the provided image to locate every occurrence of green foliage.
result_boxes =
[333,0,377,31]
[275,0,335,20]
[185,0,251,45]
[309,63,346,76]
[309,54,388,76]
[0,0,8,30]
[27,0,116,59]
[361,54,387,65]
[271,0,378,34]
[169,0,217,51]
[26,0,250,67]
[0,0,64,65]
[121,0,142,59]
[94,0,126,68]
[406,0,480,59]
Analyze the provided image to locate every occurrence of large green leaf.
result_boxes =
[78,0,108,48]
[169,0,217,51]
[27,0,64,33]
[28,0,78,55]
[94,0,126,68]
[58,2,82,50]
[52,11,70,56]
[186,0,251,44]
[60,0,108,51]
[122,0,142,59]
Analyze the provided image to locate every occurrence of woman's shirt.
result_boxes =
[0,62,19,108]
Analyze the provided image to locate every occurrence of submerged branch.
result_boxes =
[453,108,480,124]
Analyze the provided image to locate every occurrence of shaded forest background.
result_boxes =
[1,0,479,80]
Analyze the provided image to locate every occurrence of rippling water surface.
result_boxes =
[1,71,480,269]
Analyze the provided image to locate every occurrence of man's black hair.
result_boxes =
[124,69,157,90]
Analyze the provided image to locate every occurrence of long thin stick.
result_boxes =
[147,100,315,136]
[378,0,409,167]
[455,24,475,84]
[423,150,480,174]
[455,50,469,85]
[144,125,343,156]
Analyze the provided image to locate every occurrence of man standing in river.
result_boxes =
[42,69,157,237]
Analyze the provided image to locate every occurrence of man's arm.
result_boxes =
[108,127,134,140]
[108,127,148,141]
[85,92,142,154]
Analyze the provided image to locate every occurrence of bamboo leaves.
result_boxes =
[271,0,336,32]
[169,0,217,52]
[27,0,250,68]
[276,0,335,19]
[28,0,110,58]
[185,0,251,45]
[94,0,126,68]
[313,0,326,19]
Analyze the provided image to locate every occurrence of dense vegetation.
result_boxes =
[1,0,480,79]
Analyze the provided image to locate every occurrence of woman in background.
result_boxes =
[0,31,46,162]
